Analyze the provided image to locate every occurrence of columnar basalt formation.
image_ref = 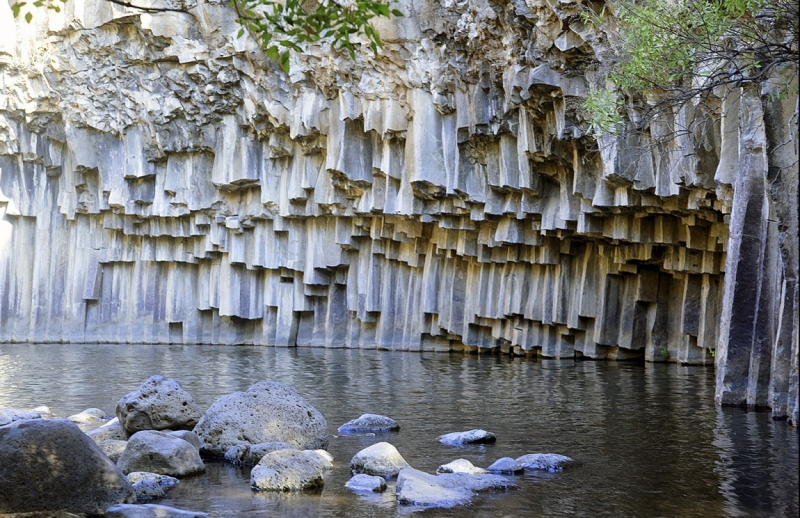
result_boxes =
[0,0,797,421]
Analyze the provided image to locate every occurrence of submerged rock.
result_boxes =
[515,453,575,472]
[116,430,205,477]
[105,503,208,518]
[345,474,388,493]
[436,458,487,475]
[337,414,400,433]
[395,467,515,507]
[350,442,411,477]
[486,457,524,474]
[193,381,328,457]
[127,472,180,501]
[224,441,292,465]
[116,376,202,434]
[250,449,329,491]
[437,429,497,445]
[0,419,135,514]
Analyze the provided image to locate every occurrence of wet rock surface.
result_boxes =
[105,503,209,518]
[395,467,516,507]
[345,474,388,493]
[438,429,497,445]
[249,449,329,491]
[515,453,575,472]
[338,414,400,433]
[350,442,412,477]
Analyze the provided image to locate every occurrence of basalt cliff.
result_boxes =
[0,0,797,422]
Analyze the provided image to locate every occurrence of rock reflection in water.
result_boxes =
[0,344,797,517]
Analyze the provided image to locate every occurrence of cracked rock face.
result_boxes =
[116,376,203,433]
[0,0,797,421]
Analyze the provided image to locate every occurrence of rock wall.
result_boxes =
[0,0,796,420]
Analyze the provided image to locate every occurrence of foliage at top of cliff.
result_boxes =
[583,0,799,136]
[10,0,402,71]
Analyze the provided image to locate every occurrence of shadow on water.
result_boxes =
[0,344,797,517]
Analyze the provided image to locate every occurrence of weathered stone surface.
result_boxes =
[345,474,388,492]
[101,439,129,463]
[116,430,205,477]
[87,417,131,444]
[438,429,497,445]
[0,419,135,514]
[350,442,411,477]
[127,472,180,501]
[338,414,400,433]
[515,453,574,472]
[166,430,201,451]
[193,381,328,456]
[1,407,41,423]
[395,467,515,507]
[105,504,208,518]
[437,458,487,475]
[0,0,796,423]
[224,441,292,465]
[249,449,329,491]
[116,376,202,433]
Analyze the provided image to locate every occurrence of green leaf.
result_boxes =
[25,11,33,23]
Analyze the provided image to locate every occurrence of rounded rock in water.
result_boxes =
[337,413,400,433]
[515,453,574,471]
[116,375,202,434]
[437,458,487,474]
[250,449,329,491]
[192,381,328,457]
[437,429,497,446]
[345,473,387,492]
[116,430,205,477]
[350,441,411,477]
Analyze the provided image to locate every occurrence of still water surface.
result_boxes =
[0,344,797,517]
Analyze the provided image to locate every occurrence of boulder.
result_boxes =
[486,457,523,474]
[68,408,110,424]
[105,504,208,518]
[337,414,400,433]
[437,429,497,446]
[436,459,487,475]
[193,381,328,456]
[127,472,180,501]
[224,441,292,465]
[250,449,329,491]
[116,376,202,434]
[395,467,515,507]
[165,430,201,451]
[0,419,135,514]
[345,474,387,493]
[101,439,130,463]
[303,449,334,470]
[350,442,411,477]
[116,430,205,477]
[0,409,10,427]
[87,417,131,444]
[515,453,575,472]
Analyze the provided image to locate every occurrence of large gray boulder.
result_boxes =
[116,430,205,477]
[350,442,411,477]
[250,449,330,491]
[395,467,515,507]
[105,504,208,518]
[116,376,203,434]
[193,381,328,456]
[0,419,135,514]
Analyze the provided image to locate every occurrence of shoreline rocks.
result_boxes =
[116,376,202,434]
